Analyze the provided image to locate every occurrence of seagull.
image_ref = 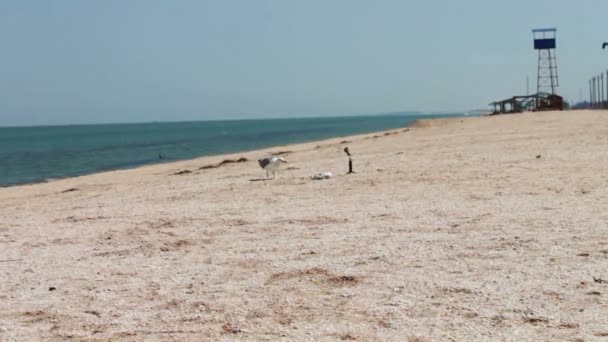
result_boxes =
[258,157,287,179]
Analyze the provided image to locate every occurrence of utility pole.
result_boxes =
[591,78,595,107]
[600,76,602,107]
[589,79,592,107]
[602,73,605,108]
[595,77,598,108]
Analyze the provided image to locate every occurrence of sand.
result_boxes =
[1,110,608,341]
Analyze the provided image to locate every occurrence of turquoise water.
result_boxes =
[0,113,467,187]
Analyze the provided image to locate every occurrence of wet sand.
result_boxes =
[1,110,608,341]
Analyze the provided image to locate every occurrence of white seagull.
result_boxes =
[258,157,287,179]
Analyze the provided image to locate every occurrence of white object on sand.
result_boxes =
[312,172,332,180]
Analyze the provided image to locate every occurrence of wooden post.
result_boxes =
[344,147,355,174]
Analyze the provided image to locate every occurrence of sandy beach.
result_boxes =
[1,110,608,341]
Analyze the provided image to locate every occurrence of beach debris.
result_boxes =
[218,157,248,166]
[558,322,579,329]
[270,151,291,156]
[340,140,351,144]
[340,333,357,340]
[312,172,333,180]
[61,188,79,193]
[48,287,56,291]
[221,323,242,335]
[587,291,601,296]
[173,170,192,175]
[463,312,479,319]
[85,310,101,317]
[329,275,359,285]
[523,316,549,325]
[594,277,607,284]
[258,156,287,179]
[344,147,355,174]
[536,154,542,159]
[267,267,359,287]
[0,259,22,263]
[199,157,248,170]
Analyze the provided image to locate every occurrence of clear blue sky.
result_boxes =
[1,0,607,126]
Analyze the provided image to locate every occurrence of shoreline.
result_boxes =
[2,110,607,340]
[0,114,467,191]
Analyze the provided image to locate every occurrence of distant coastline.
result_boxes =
[0,110,470,129]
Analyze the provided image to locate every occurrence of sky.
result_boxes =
[1,0,608,126]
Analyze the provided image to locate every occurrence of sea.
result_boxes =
[0,112,469,187]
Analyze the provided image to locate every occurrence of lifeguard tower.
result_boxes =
[490,28,563,114]
[533,28,560,110]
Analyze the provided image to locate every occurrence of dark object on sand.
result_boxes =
[217,157,248,166]
[594,277,608,284]
[270,151,291,156]
[344,147,355,174]
[49,287,56,291]
[199,157,248,170]
[0,259,22,263]
[536,154,542,159]
[173,170,192,175]
[61,188,79,193]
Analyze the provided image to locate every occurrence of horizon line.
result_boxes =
[0,110,474,129]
